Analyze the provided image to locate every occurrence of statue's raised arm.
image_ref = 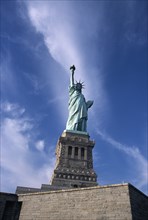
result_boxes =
[70,65,75,87]
[66,65,94,133]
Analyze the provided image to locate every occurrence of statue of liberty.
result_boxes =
[66,65,93,132]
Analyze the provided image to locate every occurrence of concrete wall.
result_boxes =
[18,183,135,220]
[0,192,21,220]
[129,184,148,220]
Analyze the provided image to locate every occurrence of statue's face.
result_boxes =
[75,83,82,92]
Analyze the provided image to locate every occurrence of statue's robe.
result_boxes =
[66,85,88,131]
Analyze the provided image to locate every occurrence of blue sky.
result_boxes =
[0,0,147,195]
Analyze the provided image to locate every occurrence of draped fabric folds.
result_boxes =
[66,85,88,131]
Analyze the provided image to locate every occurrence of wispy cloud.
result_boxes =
[23,71,48,95]
[97,130,148,190]
[1,101,55,192]
[27,2,82,71]
[24,1,107,126]
[0,53,18,96]
[123,1,147,46]
[35,140,45,151]
[48,96,65,105]
[1,101,25,117]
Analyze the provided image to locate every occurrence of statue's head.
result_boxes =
[75,81,84,92]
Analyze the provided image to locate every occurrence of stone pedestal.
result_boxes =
[50,130,98,188]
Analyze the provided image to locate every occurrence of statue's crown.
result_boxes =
[76,80,85,89]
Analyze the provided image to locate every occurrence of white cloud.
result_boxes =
[0,54,18,95]
[123,2,147,46]
[23,72,49,95]
[27,2,81,71]
[24,1,107,127]
[48,96,65,105]
[1,101,55,193]
[97,130,148,189]
[1,101,25,116]
[35,140,45,151]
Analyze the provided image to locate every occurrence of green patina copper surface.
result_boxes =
[66,65,93,132]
